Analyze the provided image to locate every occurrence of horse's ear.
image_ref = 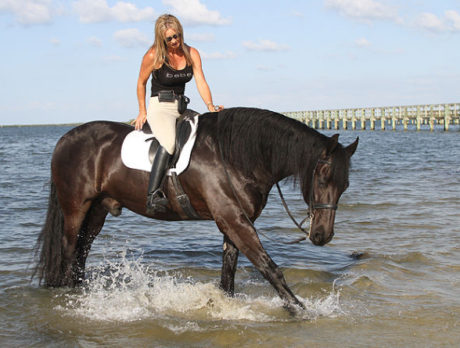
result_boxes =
[345,137,359,157]
[326,134,340,155]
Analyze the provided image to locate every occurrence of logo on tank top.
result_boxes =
[166,72,193,79]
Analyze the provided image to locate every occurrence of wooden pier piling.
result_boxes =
[283,103,460,131]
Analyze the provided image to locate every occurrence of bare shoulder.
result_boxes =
[188,46,202,66]
[187,46,199,58]
[144,47,156,62]
[141,47,158,71]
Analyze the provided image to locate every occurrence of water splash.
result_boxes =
[56,250,345,324]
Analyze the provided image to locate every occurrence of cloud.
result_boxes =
[256,65,274,71]
[0,0,56,25]
[102,55,125,63]
[355,37,371,47]
[114,28,151,48]
[201,51,236,60]
[445,10,460,31]
[414,12,445,32]
[73,0,155,23]
[163,0,231,26]
[50,38,60,46]
[88,36,103,47]
[324,0,398,22]
[186,33,215,42]
[243,39,289,52]
[291,11,304,18]
[414,10,460,33]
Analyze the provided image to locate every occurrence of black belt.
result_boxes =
[153,90,190,114]
[152,90,183,102]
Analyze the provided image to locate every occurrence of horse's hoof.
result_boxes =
[284,301,305,316]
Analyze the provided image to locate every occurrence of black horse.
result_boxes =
[35,107,358,312]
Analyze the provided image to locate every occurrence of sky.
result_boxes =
[1,0,459,125]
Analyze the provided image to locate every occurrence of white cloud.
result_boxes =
[445,10,460,31]
[243,39,289,52]
[114,28,151,48]
[414,10,460,33]
[0,0,55,25]
[325,0,398,22]
[102,55,125,63]
[88,36,103,47]
[201,51,236,60]
[163,0,231,26]
[73,0,155,23]
[291,11,304,18]
[414,12,445,32]
[50,38,60,46]
[355,37,371,47]
[187,33,215,42]
[256,65,274,71]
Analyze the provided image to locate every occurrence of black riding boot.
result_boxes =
[146,146,171,213]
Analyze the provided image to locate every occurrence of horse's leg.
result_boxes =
[220,236,239,296]
[75,202,109,283]
[60,202,91,287]
[215,214,304,313]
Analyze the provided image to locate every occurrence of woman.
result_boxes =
[132,14,223,214]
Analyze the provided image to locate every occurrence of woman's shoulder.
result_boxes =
[143,47,162,70]
[187,45,199,56]
[144,46,156,60]
[187,46,201,63]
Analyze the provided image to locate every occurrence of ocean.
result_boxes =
[0,123,459,347]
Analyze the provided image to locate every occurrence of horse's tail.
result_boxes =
[33,180,65,287]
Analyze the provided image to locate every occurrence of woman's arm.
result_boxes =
[132,48,156,130]
[190,47,223,113]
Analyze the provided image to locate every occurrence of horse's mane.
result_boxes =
[210,107,330,182]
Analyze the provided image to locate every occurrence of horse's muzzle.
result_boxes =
[309,227,334,246]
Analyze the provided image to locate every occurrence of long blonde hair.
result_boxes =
[152,14,193,69]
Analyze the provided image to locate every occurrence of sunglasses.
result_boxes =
[165,33,181,42]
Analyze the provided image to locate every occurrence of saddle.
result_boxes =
[143,109,198,169]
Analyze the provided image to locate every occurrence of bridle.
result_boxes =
[218,138,338,244]
[276,158,338,244]
[308,159,338,213]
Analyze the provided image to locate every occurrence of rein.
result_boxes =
[274,158,337,244]
[275,183,310,244]
[217,132,337,245]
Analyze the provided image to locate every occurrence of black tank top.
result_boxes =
[150,63,193,96]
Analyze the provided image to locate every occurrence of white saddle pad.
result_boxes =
[121,117,198,175]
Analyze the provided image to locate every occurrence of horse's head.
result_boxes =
[303,134,358,246]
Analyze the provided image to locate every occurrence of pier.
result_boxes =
[283,103,460,131]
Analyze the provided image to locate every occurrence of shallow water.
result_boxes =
[0,124,459,347]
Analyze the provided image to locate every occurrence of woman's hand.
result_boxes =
[207,104,224,113]
[132,112,147,130]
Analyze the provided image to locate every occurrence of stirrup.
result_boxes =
[146,189,169,213]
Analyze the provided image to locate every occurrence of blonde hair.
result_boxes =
[152,14,193,69]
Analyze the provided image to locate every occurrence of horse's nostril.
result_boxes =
[311,232,322,245]
[310,227,334,246]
